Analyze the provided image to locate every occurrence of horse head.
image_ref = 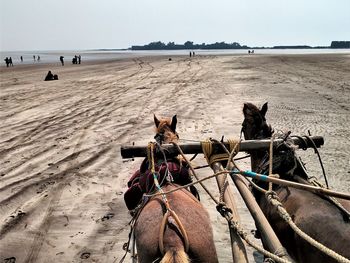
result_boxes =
[242,102,273,140]
[242,102,301,185]
[154,114,179,144]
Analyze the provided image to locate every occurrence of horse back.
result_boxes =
[260,187,350,263]
[135,184,218,263]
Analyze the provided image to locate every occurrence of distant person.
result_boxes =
[60,56,64,66]
[37,55,41,62]
[190,51,192,57]
[252,50,254,54]
[33,55,36,61]
[20,56,23,62]
[72,56,77,64]
[9,57,13,66]
[248,50,251,54]
[193,51,195,57]
[4,57,9,67]
[78,55,81,64]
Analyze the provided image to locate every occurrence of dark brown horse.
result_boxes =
[134,115,218,263]
[242,102,350,263]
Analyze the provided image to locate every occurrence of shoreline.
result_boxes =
[2,48,350,68]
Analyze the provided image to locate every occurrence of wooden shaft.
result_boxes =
[211,162,248,263]
[241,171,350,200]
[121,136,324,159]
[228,165,294,261]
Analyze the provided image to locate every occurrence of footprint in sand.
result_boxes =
[101,212,115,221]
[80,252,91,259]
[4,257,16,263]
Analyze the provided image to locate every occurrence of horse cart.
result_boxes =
[119,106,350,263]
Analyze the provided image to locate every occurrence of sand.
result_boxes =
[0,53,349,262]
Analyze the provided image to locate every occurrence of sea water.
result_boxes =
[1,48,350,66]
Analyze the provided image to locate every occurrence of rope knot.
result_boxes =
[201,138,240,167]
[265,190,280,203]
[216,202,232,217]
[229,220,247,238]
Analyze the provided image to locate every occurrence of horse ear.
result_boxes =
[154,114,160,128]
[243,103,251,117]
[170,115,177,132]
[260,102,268,117]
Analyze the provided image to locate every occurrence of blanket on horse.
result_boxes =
[124,157,197,210]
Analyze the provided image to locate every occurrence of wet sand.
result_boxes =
[1,54,349,262]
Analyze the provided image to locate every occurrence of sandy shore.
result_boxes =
[1,54,349,262]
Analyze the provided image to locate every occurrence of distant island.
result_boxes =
[131,41,350,50]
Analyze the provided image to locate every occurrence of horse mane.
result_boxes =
[244,102,260,112]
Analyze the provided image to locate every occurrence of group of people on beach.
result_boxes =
[59,55,81,66]
[33,55,41,62]
[3,54,82,67]
[189,51,196,57]
[72,55,81,65]
[248,50,255,54]
[4,55,40,66]
[4,57,13,67]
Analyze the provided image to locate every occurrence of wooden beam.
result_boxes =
[121,136,324,159]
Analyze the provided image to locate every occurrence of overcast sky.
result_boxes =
[1,0,349,51]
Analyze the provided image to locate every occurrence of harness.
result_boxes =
[147,142,190,255]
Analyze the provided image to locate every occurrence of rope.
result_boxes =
[149,143,169,207]
[143,170,230,198]
[265,191,350,263]
[172,142,219,204]
[308,178,350,221]
[202,139,226,166]
[201,138,241,168]
[201,138,240,207]
[234,170,350,200]
[203,139,293,262]
[216,203,292,263]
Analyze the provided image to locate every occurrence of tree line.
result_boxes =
[130,41,350,50]
[131,41,249,50]
[330,41,350,48]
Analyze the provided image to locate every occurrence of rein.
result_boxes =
[148,142,190,255]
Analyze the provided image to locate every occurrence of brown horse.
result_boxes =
[134,115,218,263]
[242,102,350,263]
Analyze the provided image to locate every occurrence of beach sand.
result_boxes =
[1,54,349,262]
